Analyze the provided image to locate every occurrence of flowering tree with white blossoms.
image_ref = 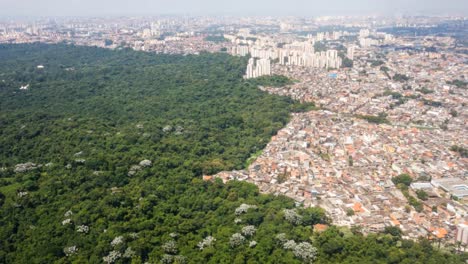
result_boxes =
[63,245,78,256]
[235,204,258,215]
[275,233,318,263]
[64,210,73,217]
[102,250,121,264]
[197,236,216,250]
[283,209,303,225]
[111,236,124,247]
[123,247,135,258]
[293,242,318,262]
[275,233,288,244]
[61,218,72,226]
[283,240,297,250]
[241,225,257,237]
[229,233,246,248]
[162,240,178,254]
[173,255,187,264]
[76,225,89,233]
[161,254,187,264]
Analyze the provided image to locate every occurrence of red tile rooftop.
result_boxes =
[314,224,329,233]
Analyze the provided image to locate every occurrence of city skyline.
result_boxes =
[1,0,467,17]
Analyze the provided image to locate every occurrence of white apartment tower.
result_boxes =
[456,224,468,245]
[245,58,271,79]
[347,46,355,60]
[359,29,370,38]
[232,45,250,56]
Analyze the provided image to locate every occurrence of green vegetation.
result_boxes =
[369,60,385,67]
[355,112,390,125]
[104,39,114,46]
[244,150,263,168]
[338,52,353,68]
[447,80,467,89]
[392,174,413,187]
[384,226,403,237]
[422,99,443,107]
[319,152,331,162]
[290,102,318,112]
[416,190,429,201]
[341,57,353,68]
[204,35,228,43]
[381,90,409,108]
[0,44,465,263]
[314,226,464,263]
[380,66,392,79]
[0,43,303,263]
[378,89,437,109]
[380,66,390,72]
[393,73,410,82]
[450,145,468,158]
[314,41,327,52]
[416,87,434,94]
[247,74,295,87]
[277,172,289,184]
[383,90,403,99]
[405,94,421,100]
[407,195,424,212]
[392,174,423,212]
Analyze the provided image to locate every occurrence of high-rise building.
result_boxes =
[316,32,325,41]
[347,46,355,60]
[384,34,395,44]
[231,45,250,56]
[244,58,271,79]
[238,28,251,38]
[359,29,370,38]
[250,47,278,60]
[456,224,468,245]
[359,37,379,47]
[326,50,340,69]
[277,48,341,69]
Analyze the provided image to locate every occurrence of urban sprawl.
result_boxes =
[1,15,467,248]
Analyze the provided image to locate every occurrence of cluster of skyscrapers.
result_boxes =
[307,31,345,42]
[231,45,250,56]
[231,36,344,79]
[229,28,394,79]
[278,48,342,69]
[357,28,395,47]
[244,58,271,79]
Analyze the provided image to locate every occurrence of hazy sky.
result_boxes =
[1,0,467,17]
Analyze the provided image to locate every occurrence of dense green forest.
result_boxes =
[0,44,465,263]
[203,35,229,43]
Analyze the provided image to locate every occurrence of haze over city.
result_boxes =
[1,0,468,17]
[0,0,467,262]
